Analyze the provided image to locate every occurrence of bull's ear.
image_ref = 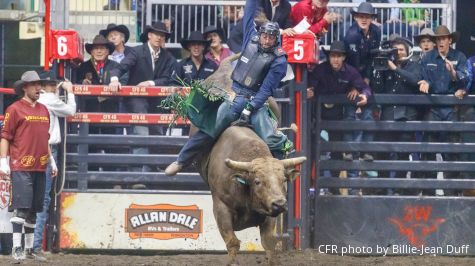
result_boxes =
[232,174,250,186]
[285,169,300,182]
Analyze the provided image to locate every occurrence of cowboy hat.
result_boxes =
[203,25,226,42]
[413,28,435,44]
[85,35,115,54]
[99,23,130,43]
[351,2,377,17]
[180,31,211,50]
[382,34,414,49]
[322,41,347,57]
[432,25,460,43]
[13,71,50,95]
[140,21,171,43]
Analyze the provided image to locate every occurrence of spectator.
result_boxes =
[343,2,378,163]
[99,23,132,63]
[307,41,371,194]
[34,76,76,253]
[165,0,293,176]
[109,22,176,172]
[402,0,428,28]
[0,71,57,262]
[373,36,422,195]
[172,31,218,85]
[258,0,292,29]
[203,26,234,66]
[288,0,339,37]
[418,25,470,195]
[413,27,435,58]
[75,35,122,121]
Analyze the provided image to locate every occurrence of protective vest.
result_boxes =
[231,36,285,92]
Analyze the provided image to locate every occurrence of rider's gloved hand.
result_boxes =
[231,103,253,127]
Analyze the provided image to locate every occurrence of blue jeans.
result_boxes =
[33,145,57,251]
[126,98,151,172]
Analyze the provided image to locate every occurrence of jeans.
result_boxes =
[33,145,57,251]
[126,98,151,172]
[343,105,374,178]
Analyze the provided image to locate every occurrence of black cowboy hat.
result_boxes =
[180,31,211,50]
[13,71,50,95]
[351,2,377,17]
[99,23,130,43]
[85,35,115,54]
[203,25,226,42]
[432,25,460,43]
[140,21,171,43]
[413,28,435,44]
[322,41,347,57]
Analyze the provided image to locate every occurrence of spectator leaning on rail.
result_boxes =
[165,0,294,176]
[0,71,57,262]
[418,25,470,196]
[34,75,76,253]
[287,0,339,37]
[372,36,422,195]
[258,0,292,30]
[203,26,235,67]
[109,22,176,172]
[171,31,218,85]
[74,35,122,132]
[307,41,371,195]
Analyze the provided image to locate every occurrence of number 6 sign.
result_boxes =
[282,33,319,64]
[49,30,84,61]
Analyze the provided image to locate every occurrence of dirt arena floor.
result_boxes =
[0,249,473,265]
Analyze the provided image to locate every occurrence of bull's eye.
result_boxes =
[254,179,261,186]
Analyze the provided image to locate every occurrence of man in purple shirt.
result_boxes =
[308,41,373,193]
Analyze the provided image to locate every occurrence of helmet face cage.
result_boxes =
[259,22,280,38]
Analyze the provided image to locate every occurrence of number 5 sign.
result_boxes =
[282,33,319,64]
[49,30,84,61]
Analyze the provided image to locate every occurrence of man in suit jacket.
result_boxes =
[109,22,176,172]
[258,0,292,29]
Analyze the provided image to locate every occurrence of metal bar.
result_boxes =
[67,134,188,145]
[319,160,475,172]
[320,141,475,153]
[320,121,475,132]
[317,177,475,190]
[66,153,178,165]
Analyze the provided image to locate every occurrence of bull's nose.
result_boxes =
[271,199,288,213]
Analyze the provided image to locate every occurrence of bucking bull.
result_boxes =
[194,54,306,265]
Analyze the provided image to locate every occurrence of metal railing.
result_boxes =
[145,1,453,48]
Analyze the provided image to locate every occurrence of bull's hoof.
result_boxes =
[165,162,183,176]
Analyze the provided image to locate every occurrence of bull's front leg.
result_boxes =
[212,196,241,265]
[260,217,278,265]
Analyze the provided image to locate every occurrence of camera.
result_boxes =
[371,48,398,71]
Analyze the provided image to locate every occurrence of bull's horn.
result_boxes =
[225,158,252,171]
[280,157,307,168]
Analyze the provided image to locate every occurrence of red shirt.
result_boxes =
[1,99,50,171]
[290,0,328,36]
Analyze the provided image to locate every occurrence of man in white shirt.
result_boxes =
[33,76,76,255]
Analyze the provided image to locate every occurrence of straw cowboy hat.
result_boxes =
[85,35,115,54]
[322,41,347,57]
[203,25,226,42]
[12,71,49,95]
[180,31,211,50]
[413,28,435,44]
[351,2,377,17]
[99,23,130,43]
[432,25,460,43]
[140,21,171,43]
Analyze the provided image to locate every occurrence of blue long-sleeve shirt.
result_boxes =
[467,56,475,93]
[421,48,470,94]
[232,0,287,111]
[344,23,381,79]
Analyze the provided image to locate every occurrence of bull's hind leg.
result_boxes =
[212,196,241,265]
[260,217,278,265]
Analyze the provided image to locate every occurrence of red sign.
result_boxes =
[72,85,190,97]
[282,33,319,64]
[50,30,84,61]
[66,113,189,125]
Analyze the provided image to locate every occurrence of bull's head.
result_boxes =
[225,157,306,217]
